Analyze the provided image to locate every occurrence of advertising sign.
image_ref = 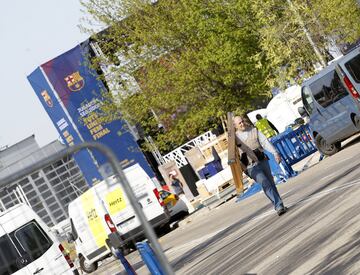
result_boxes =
[29,39,154,178]
[27,67,103,185]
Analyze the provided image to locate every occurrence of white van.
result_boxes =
[298,47,360,155]
[67,164,170,273]
[0,203,78,275]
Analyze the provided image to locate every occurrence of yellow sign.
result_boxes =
[105,187,126,215]
[81,191,107,248]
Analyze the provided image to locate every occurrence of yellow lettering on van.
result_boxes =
[105,187,126,215]
[81,191,107,248]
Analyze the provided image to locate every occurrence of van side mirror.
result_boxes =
[66,232,76,243]
[298,106,307,117]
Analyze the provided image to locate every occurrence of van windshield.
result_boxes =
[13,221,53,262]
[0,221,53,274]
[0,235,21,275]
[345,54,360,83]
[309,70,348,108]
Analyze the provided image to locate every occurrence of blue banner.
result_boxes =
[27,67,103,185]
[38,40,154,177]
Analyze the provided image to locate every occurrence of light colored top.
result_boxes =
[235,128,278,156]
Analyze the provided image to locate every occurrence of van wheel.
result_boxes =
[315,135,340,156]
[79,255,98,273]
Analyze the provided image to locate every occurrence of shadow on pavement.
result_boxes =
[170,161,360,274]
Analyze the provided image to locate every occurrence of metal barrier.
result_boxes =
[270,125,317,176]
[136,241,166,275]
[0,142,174,275]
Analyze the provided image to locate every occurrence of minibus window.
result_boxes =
[309,71,347,108]
[301,86,314,114]
[0,235,21,274]
[14,221,53,262]
[345,54,360,83]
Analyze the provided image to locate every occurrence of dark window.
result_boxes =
[13,221,53,262]
[32,202,45,213]
[56,166,66,174]
[0,235,21,274]
[18,178,29,185]
[60,173,70,181]
[31,172,39,180]
[49,203,60,212]
[42,217,52,227]
[45,197,56,205]
[53,160,63,168]
[38,184,49,193]
[50,178,61,187]
[42,190,52,199]
[301,86,314,114]
[35,178,45,185]
[22,184,34,193]
[43,165,53,174]
[309,70,348,108]
[56,216,66,223]
[37,209,48,218]
[46,172,57,179]
[345,54,360,83]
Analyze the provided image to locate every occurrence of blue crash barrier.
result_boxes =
[236,125,317,203]
[270,124,317,176]
[114,249,137,275]
[136,241,165,275]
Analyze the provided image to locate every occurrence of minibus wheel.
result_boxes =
[315,135,340,156]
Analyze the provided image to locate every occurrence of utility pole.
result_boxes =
[286,0,327,68]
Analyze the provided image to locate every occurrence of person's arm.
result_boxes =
[257,130,281,163]
[176,178,183,188]
[268,120,279,134]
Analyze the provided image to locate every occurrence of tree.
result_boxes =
[82,0,272,152]
[250,0,360,88]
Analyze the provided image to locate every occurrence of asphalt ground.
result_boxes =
[94,134,360,275]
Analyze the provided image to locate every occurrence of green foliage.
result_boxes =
[83,0,271,152]
[82,0,360,152]
[251,0,360,88]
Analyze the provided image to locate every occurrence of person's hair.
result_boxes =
[255,114,262,120]
[233,115,251,128]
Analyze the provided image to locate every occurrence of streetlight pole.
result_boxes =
[286,0,327,68]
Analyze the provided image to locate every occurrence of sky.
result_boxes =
[0,0,93,148]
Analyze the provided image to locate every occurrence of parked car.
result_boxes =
[159,190,189,220]
[298,47,360,155]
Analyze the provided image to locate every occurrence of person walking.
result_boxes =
[255,114,279,138]
[233,115,287,216]
[169,174,195,213]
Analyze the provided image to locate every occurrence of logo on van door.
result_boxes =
[106,188,126,215]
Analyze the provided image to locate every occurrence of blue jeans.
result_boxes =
[247,160,284,210]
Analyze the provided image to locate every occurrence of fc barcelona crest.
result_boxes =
[41,90,53,107]
[64,71,84,92]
